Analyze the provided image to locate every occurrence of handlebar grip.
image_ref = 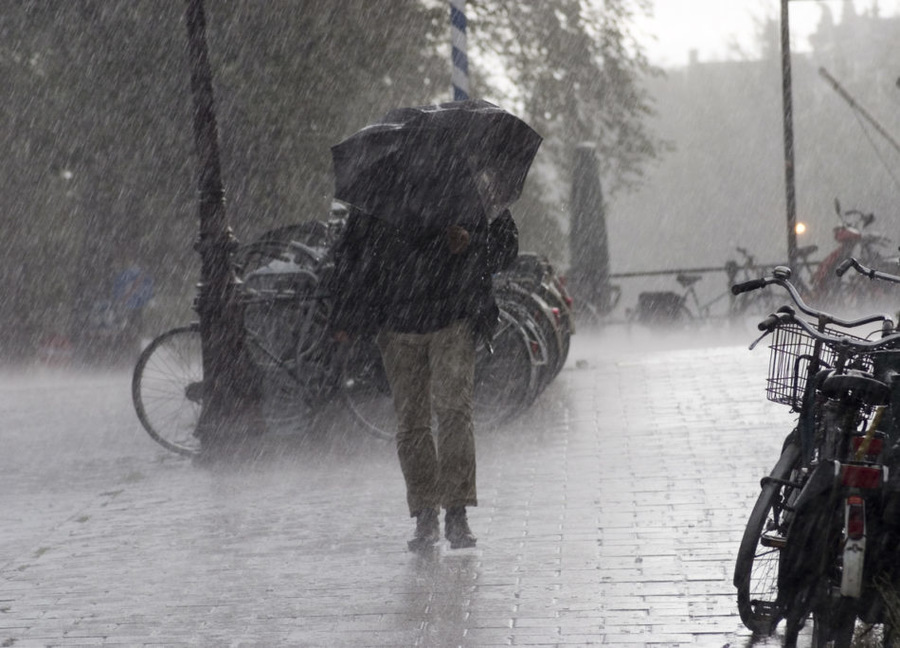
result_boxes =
[757,313,781,332]
[835,258,854,277]
[731,278,767,295]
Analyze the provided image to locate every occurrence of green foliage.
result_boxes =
[467,0,665,196]
[0,0,659,360]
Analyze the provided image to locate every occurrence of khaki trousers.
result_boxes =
[377,320,477,516]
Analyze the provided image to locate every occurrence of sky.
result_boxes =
[635,0,900,67]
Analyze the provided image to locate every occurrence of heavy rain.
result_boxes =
[3,1,900,646]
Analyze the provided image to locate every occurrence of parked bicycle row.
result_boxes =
[732,259,900,646]
[131,214,574,455]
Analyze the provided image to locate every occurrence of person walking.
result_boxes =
[328,172,519,551]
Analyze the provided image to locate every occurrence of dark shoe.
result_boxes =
[407,508,440,552]
[445,506,477,549]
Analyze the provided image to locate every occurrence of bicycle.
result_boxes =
[797,199,896,312]
[731,265,900,646]
[132,262,336,456]
[629,271,731,326]
[132,218,569,453]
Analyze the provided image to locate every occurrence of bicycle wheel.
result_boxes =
[243,267,333,398]
[734,439,802,634]
[474,306,539,427]
[536,281,573,365]
[340,337,396,440]
[811,605,856,647]
[780,486,850,646]
[132,324,203,456]
[785,491,858,648]
[496,284,564,385]
[341,306,542,438]
[496,297,549,396]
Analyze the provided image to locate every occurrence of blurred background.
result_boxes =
[2,0,898,363]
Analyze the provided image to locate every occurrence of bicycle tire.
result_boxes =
[780,488,847,645]
[132,324,203,456]
[341,306,541,439]
[734,439,802,634]
[497,286,563,388]
[340,337,395,440]
[243,268,330,365]
[535,281,573,365]
[811,605,856,647]
[498,296,549,388]
[474,306,539,427]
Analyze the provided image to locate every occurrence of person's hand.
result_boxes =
[447,225,470,254]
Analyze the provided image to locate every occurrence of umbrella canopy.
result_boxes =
[331,99,541,232]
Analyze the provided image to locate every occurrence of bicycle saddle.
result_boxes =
[676,273,702,288]
[821,369,891,406]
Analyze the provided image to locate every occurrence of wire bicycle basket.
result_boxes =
[766,322,873,410]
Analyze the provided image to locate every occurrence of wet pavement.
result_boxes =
[1,325,807,647]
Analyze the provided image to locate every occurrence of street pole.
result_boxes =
[184,0,263,459]
[781,0,799,269]
[450,0,469,101]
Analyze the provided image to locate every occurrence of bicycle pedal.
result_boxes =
[760,532,787,549]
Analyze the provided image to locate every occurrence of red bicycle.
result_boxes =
[799,199,895,312]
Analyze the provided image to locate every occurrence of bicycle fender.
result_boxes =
[798,369,833,466]
[791,460,840,513]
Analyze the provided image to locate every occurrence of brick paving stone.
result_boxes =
[0,327,811,647]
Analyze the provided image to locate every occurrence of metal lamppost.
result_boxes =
[781,0,799,269]
[184,0,263,457]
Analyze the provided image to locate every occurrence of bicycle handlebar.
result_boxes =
[835,258,855,277]
[836,257,900,285]
[731,278,767,295]
[775,309,900,354]
[731,265,894,330]
[842,208,876,229]
[756,313,782,333]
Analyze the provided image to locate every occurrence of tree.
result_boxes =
[0,0,662,360]
[467,0,663,188]
[464,0,666,258]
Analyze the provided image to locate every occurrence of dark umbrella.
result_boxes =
[331,99,541,232]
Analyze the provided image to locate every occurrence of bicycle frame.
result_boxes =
[801,201,894,308]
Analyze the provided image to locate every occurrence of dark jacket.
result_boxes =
[327,202,518,343]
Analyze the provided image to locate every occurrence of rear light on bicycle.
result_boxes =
[840,464,883,489]
[551,307,561,325]
[845,496,866,540]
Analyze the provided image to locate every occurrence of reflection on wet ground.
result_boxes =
[1,328,810,645]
